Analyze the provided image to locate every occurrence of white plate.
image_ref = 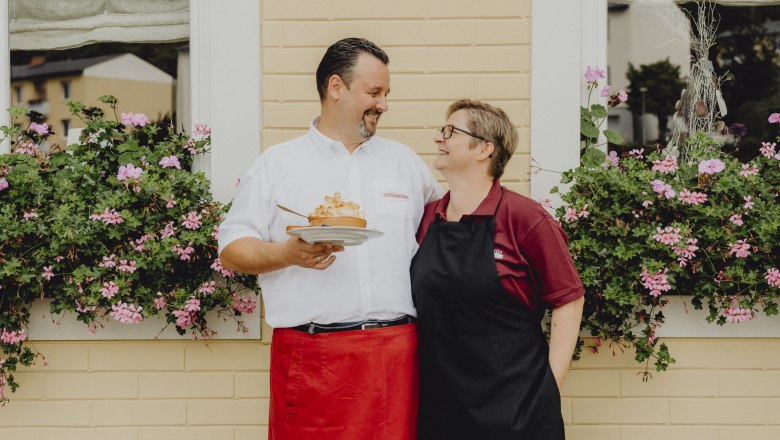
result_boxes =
[286,226,384,246]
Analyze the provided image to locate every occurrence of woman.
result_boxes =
[411,99,585,439]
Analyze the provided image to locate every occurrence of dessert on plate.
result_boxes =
[307,192,367,228]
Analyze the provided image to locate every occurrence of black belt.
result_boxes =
[290,315,415,334]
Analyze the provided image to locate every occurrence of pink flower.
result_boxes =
[0,177,8,191]
[629,148,644,159]
[650,179,676,199]
[98,254,117,268]
[743,196,754,210]
[153,295,167,310]
[117,163,143,182]
[165,194,177,209]
[210,259,235,278]
[728,240,751,258]
[724,297,754,324]
[42,265,54,281]
[182,211,202,230]
[642,200,653,208]
[766,268,780,288]
[729,214,744,226]
[584,66,605,82]
[739,164,759,177]
[760,142,776,158]
[172,242,195,261]
[184,297,201,313]
[118,260,137,273]
[232,294,257,314]
[563,207,579,223]
[161,221,176,239]
[173,309,193,328]
[698,159,726,175]
[14,137,39,156]
[29,122,50,136]
[159,156,181,169]
[121,112,150,127]
[600,85,612,97]
[23,211,39,220]
[89,208,124,225]
[640,268,672,297]
[132,234,150,252]
[109,302,144,324]
[651,155,678,173]
[100,281,120,299]
[212,225,220,240]
[768,113,780,123]
[538,198,552,208]
[678,189,708,205]
[75,301,98,314]
[198,281,217,295]
[192,123,212,140]
[605,151,619,167]
[1,328,26,345]
[673,238,699,267]
[617,90,628,103]
[653,226,682,246]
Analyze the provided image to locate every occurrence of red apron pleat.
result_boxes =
[269,324,418,440]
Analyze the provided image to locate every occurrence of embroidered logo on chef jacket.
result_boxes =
[494,249,504,260]
[373,178,415,218]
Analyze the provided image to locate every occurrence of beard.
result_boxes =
[359,110,381,137]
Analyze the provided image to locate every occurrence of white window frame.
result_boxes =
[1,0,264,340]
[531,0,779,337]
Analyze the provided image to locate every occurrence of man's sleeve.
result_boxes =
[217,156,272,255]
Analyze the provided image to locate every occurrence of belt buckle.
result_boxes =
[361,322,383,330]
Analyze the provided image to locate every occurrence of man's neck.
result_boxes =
[316,113,368,154]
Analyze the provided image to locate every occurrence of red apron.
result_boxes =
[269,324,418,440]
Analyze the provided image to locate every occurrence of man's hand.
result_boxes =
[281,237,345,270]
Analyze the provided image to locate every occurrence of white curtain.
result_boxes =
[9,0,189,50]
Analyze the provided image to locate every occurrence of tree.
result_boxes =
[626,58,686,142]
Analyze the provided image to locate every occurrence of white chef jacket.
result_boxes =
[218,119,443,328]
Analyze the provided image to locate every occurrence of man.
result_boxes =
[218,38,442,440]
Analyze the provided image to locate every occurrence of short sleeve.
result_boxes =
[519,217,584,308]
[217,155,272,255]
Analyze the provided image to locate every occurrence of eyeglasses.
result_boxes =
[435,125,490,143]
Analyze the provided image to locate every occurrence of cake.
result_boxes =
[307,192,367,228]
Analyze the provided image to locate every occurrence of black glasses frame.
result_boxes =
[436,125,491,143]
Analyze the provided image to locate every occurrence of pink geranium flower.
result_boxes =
[182,211,202,230]
[0,177,8,191]
[678,189,708,205]
[42,265,54,281]
[1,328,26,345]
[652,155,678,173]
[650,180,676,199]
[743,195,754,210]
[100,281,120,299]
[724,297,754,323]
[121,112,150,127]
[628,148,644,159]
[117,163,143,182]
[729,240,751,258]
[766,268,780,288]
[768,113,780,123]
[109,302,143,324]
[232,293,257,314]
[698,159,726,175]
[159,155,181,169]
[600,85,612,97]
[640,268,672,297]
[729,214,744,226]
[584,66,605,82]
[29,122,50,136]
[739,164,759,177]
[760,142,776,158]
[653,226,682,246]
[617,90,628,103]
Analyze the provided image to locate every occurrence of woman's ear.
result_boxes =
[478,141,495,162]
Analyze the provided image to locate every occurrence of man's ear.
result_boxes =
[327,74,344,101]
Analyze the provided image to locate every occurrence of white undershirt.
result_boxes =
[218,119,443,328]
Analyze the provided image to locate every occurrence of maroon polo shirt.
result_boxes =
[416,179,584,312]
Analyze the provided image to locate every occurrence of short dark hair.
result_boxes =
[316,38,389,101]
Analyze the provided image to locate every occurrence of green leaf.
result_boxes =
[604,129,624,145]
[581,147,607,168]
[580,120,600,139]
[590,104,608,118]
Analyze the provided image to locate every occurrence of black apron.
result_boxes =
[411,190,564,440]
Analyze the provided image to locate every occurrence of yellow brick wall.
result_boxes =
[260,0,532,194]
[5,338,780,438]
